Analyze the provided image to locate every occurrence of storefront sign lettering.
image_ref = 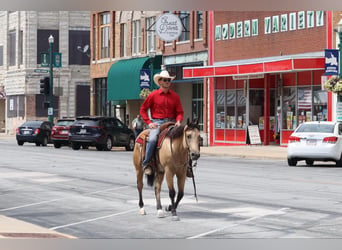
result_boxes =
[155,13,183,42]
[215,11,324,41]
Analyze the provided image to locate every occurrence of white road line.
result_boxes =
[187,207,289,239]
[49,208,136,230]
[0,186,130,212]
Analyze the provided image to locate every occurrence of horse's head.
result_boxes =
[184,118,201,161]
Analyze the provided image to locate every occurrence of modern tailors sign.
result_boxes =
[155,13,183,42]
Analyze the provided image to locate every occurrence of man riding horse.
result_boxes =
[140,68,192,177]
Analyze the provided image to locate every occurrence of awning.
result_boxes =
[107,55,162,101]
[183,55,325,79]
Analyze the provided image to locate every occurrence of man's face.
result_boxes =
[159,78,171,88]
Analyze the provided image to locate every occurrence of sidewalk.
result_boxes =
[0,133,287,238]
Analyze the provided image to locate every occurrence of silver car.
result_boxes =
[287,121,342,166]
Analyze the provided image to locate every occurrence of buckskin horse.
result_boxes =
[133,118,201,220]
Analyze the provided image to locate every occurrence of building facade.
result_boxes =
[90,11,209,145]
[184,11,342,146]
[0,11,91,134]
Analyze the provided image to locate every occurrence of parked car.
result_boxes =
[16,120,53,146]
[287,121,342,167]
[68,116,135,151]
[51,117,75,148]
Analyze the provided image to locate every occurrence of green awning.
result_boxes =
[107,56,161,101]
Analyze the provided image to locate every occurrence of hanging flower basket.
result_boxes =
[139,88,152,99]
[324,76,342,94]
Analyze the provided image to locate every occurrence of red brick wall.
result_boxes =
[213,11,327,62]
[162,11,208,56]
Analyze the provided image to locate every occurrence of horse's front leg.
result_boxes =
[164,171,179,220]
[154,171,165,218]
[174,173,186,209]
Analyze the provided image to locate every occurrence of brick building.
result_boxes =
[90,11,209,144]
[184,11,342,146]
[0,11,91,134]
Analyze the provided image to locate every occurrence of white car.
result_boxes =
[287,121,342,166]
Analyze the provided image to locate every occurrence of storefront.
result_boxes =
[184,54,327,146]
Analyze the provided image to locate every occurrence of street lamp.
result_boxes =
[337,18,342,80]
[48,35,54,123]
[148,48,156,90]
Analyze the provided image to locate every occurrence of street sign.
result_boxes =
[40,52,62,67]
[34,69,49,73]
[48,107,53,116]
[41,52,49,67]
[53,52,62,67]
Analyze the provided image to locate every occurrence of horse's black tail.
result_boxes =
[146,173,155,187]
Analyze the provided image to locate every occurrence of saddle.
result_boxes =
[135,122,175,171]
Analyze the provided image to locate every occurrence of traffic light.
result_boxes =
[40,76,50,95]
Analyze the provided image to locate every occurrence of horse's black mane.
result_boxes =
[166,121,200,139]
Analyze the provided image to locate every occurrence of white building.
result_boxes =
[0,11,91,134]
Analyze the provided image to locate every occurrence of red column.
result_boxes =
[263,74,270,145]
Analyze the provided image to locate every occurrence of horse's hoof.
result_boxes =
[171,215,180,221]
[157,209,165,218]
[139,208,146,215]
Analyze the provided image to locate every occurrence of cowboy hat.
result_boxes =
[153,70,175,85]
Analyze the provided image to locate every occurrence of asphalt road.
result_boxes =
[2,140,342,238]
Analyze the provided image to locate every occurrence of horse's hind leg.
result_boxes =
[137,172,146,215]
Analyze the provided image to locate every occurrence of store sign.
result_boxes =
[140,69,151,89]
[155,13,183,42]
[215,11,324,41]
[246,125,261,145]
[325,49,339,75]
[232,74,264,80]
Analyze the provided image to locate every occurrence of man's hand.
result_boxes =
[148,122,158,129]
[175,121,181,126]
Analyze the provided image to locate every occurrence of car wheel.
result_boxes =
[104,137,112,151]
[125,136,135,151]
[54,142,61,148]
[287,158,297,167]
[305,160,314,166]
[71,142,81,150]
[96,145,104,151]
[336,154,342,167]
[42,137,48,146]
[17,140,24,146]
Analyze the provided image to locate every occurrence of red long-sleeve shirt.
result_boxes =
[140,88,184,125]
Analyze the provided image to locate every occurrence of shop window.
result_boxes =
[249,90,264,127]
[215,90,225,129]
[313,86,328,121]
[226,90,236,128]
[283,87,296,130]
[237,90,247,128]
[298,87,312,124]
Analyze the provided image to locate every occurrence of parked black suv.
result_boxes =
[68,116,135,151]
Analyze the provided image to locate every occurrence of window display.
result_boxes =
[226,90,236,128]
[283,87,296,130]
[215,90,225,128]
[249,90,264,126]
[313,87,328,121]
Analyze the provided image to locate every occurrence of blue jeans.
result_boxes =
[142,119,174,167]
